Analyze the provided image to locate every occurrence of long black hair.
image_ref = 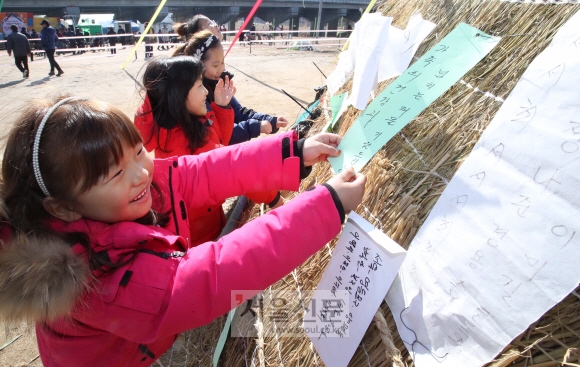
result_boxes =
[141,56,208,153]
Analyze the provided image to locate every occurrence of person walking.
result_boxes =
[6,25,31,78]
[66,26,77,55]
[19,27,34,61]
[107,27,117,54]
[75,28,86,53]
[117,25,126,46]
[40,20,64,76]
[29,28,39,60]
[143,22,155,58]
[20,27,30,39]
[158,24,168,50]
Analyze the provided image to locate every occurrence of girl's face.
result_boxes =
[199,17,222,39]
[203,46,225,81]
[186,76,208,116]
[69,143,154,223]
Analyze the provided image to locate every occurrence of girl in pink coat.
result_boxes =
[0,96,366,366]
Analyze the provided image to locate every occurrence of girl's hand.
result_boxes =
[302,133,341,167]
[276,116,288,129]
[214,76,236,107]
[326,167,366,213]
[260,121,272,134]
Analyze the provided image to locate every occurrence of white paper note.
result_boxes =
[349,13,392,110]
[386,12,580,367]
[327,13,435,102]
[378,14,436,82]
[308,212,406,367]
[327,27,359,96]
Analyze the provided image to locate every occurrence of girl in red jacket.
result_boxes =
[136,54,282,247]
[0,96,366,367]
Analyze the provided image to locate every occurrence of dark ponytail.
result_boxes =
[173,14,208,40]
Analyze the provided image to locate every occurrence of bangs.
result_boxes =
[44,100,143,195]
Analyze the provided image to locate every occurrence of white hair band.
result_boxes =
[32,97,79,197]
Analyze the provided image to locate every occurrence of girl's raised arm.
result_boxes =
[176,131,302,210]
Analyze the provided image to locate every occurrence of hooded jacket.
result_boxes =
[40,26,58,50]
[0,132,343,367]
[135,95,279,247]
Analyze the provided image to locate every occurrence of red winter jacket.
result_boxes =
[135,95,279,247]
[0,132,344,366]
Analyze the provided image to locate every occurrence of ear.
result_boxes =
[42,197,82,222]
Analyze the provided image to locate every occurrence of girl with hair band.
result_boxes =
[0,96,366,367]
[135,44,283,248]
[175,19,290,143]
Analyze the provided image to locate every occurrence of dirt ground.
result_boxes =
[0,42,339,366]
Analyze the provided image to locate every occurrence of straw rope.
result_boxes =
[374,309,405,367]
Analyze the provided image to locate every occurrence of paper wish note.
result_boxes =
[386,11,580,367]
[321,92,350,132]
[348,13,392,110]
[307,212,406,367]
[329,23,500,173]
[378,14,436,82]
[327,26,359,96]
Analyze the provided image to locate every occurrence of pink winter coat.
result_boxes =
[10,132,342,366]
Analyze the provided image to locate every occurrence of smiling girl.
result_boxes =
[0,96,366,366]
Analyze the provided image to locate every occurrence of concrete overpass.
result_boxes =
[2,0,368,32]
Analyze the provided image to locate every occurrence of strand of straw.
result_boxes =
[291,269,320,366]
[267,287,284,365]
[459,80,505,102]
[362,205,385,230]
[361,342,373,367]
[400,133,449,184]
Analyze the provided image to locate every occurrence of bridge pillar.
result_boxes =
[203,7,240,25]
[255,7,299,29]
[345,8,363,23]
[131,7,157,23]
[321,8,347,37]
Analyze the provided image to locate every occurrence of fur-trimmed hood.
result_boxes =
[0,232,92,324]
[0,158,188,325]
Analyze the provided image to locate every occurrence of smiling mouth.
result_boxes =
[131,188,147,202]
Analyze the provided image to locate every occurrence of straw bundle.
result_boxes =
[164,1,580,366]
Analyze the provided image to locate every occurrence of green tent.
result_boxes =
[77,24,102,35]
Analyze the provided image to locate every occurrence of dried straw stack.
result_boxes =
[170,1,580,366]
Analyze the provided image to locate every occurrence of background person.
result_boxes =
[6,24,31,78]
[107,27,117,54]
[40,20,64,76]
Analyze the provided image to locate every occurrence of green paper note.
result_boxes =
[322,92,349,132]
[213,308,235,367]
[328,23,500,173]
[295,99,320,125]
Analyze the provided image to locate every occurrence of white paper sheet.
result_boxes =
[308,213,406,367]
[327,26,359,96]
[386,12,580,367]
[348,13,392,110]
[327,13,435,105]
[378,14,436,82]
